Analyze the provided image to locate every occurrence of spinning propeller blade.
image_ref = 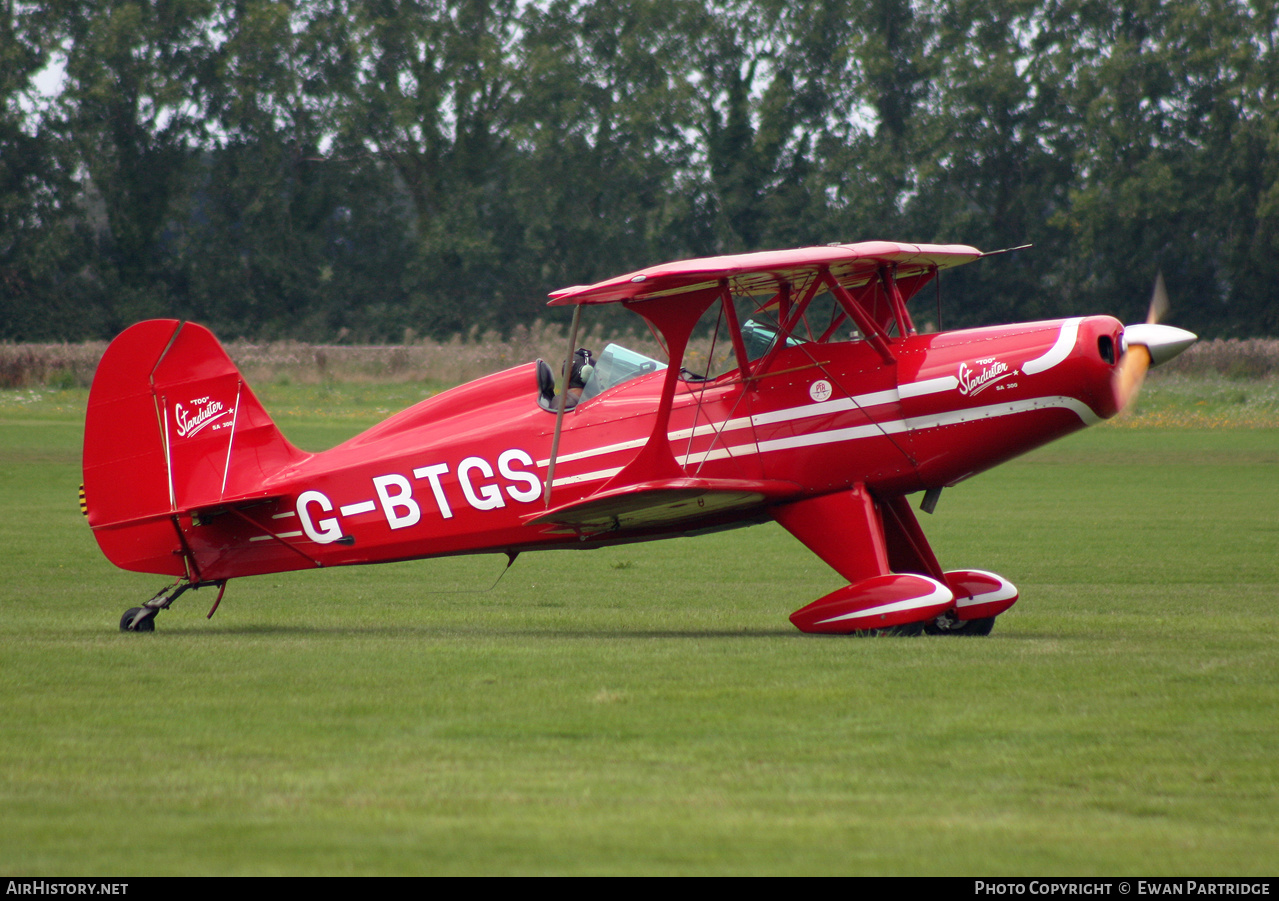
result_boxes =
[1113,272,1197,411]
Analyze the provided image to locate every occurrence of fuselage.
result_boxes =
[179,315,1125,580]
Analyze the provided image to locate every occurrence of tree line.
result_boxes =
[2,0,1276,343]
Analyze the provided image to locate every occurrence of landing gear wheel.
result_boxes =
[120,607,156,632]
[855,620,927,637]
[925,612,995,636]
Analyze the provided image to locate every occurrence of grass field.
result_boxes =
[1,375,1276,875]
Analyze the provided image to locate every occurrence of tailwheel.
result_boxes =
[120,607,157,632]
[925,610,996,636]
[117,578,227,632]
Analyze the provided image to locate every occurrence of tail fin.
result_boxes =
[83,320,306,575]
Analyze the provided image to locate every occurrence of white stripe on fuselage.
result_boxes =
[752,395,1099,456]
[250,531,303,542]
[550,466,624,488]
[536,379,955,469]
[1022,318,1082,375]
[537,386,1098,486]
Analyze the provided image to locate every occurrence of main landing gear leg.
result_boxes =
[119,579,227,632]
[772,487,1017,636]
[773,486,955,635]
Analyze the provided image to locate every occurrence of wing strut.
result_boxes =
[881,265,916,337]
[597,289,720,491]
[751,276,822,377]
[719,280,752,379]
[820,270,895,364]
[543,301,584,508]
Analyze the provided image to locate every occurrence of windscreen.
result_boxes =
[579,343,667,401]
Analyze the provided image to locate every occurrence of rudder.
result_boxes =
[83,320,306,576]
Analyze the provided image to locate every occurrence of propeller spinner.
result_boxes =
[1113,272,1197,411]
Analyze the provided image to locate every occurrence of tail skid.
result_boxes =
[83,320,306,578]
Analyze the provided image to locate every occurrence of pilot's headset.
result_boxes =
[568,348,594,390]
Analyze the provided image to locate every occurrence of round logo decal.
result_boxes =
[809,380,832,402]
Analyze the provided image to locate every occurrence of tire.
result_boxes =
[120,607,156,632]
[925,614,995,636]
[854,620,927,637]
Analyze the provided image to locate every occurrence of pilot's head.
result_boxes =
[569,348,594,389]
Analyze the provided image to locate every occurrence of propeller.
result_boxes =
[1112,272,1197,412]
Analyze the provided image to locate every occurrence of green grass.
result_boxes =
[1,381,1276,875]
[1114,370,1279,429]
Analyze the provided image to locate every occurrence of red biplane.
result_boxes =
[83,242,1195,634]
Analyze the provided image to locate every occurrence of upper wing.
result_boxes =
[548,241,983,306]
